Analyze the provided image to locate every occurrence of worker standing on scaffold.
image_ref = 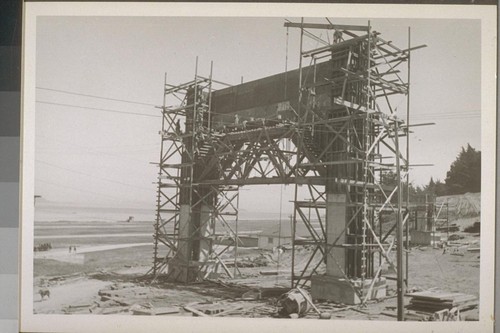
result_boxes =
[175,119,181,135]
[333,30,343,43]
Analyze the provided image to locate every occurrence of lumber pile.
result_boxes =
[436,224,460,233]
[130,303,180,316]
[183,301,267,317]
[406,290,478,313]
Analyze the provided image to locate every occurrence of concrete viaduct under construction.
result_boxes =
[150,19,426,319]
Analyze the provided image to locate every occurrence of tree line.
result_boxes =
[382,144,481,198]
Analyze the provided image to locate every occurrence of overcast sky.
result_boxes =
[34,16,481,214]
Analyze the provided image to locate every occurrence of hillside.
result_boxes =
[436,192,480,221]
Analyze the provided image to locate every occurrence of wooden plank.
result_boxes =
[99,295,132,306]
[183,305,210,317]
[68,303,92,309]
[373,44,427,60]
[154,307,180,315]
[101,306,130,315]
[284,22,369,32]
[410,299,451,306]
[406,291,464,301]
[303,35,369,57]
[213,305,245,317]
[450,294,478,303]
[213,252,234,279]
[131,308,153,315]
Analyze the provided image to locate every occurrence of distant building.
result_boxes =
[257,223,293,250]
[215,233,259,248]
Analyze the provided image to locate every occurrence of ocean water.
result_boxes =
[35,204,155,222]
[34,203,294,224]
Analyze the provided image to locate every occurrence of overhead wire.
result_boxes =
[36,159,154,192]
[36,87,158,107]
[36,100,160,118]
[37,178,151,204]
[38,98,479,122]
[36,134,158,164]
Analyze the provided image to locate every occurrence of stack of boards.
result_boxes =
[406,290,478,313]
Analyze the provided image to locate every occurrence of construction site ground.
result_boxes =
[33,214,480,320]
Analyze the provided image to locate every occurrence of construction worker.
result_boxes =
[175,119,182,135]
[333,30,343,43]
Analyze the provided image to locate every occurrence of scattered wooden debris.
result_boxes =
[242,289,261,300]
[101,306,129,315]
[379,290,478,321]
[155,307,181,315]
[99,295,132,306]
[183,304,209,317]
[129,303,180,316]
[431,307,460,321]
[212,305,244,317]
[130,303,154,315]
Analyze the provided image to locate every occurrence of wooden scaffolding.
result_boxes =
[151,19,426,320]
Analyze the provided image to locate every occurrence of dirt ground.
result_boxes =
[32,214,480,320]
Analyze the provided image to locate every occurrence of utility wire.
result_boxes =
[36,159,154,192]
[37,178,149,203]
[36,99,479,123]
[36,133,158,151]
[36,100,161,118]
[36,87,158,107]
[36,134,157,164]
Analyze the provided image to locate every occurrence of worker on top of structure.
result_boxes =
[333,30,343,43]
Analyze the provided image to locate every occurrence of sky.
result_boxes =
[34,15,482,215]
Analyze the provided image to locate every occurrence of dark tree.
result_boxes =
[424,177,448,197]
[444,144,481,194]
[434,179,449,196]
[426,177,436,193]
[380,170,424,202]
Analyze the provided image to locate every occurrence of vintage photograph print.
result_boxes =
[20,3,496,333]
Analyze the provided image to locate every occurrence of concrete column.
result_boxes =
[198,203,214,262]
[177,205,192,262]
[325,193,347,277]
[169,204,193,282]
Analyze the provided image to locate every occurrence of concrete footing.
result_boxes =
[311,275,387,304]
[167,260,200,283]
